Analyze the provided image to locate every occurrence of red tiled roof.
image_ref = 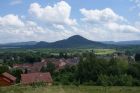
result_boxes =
[13,62,47,73]
[13,63,33,68]
[30,62,47,73]
[21,72,53,84]
[2,72,16,81]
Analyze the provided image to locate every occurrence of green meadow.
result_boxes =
[0,85,140,93]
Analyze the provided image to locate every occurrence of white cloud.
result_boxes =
[53,24,65,30]
[79,8,140,41]
[0,14,75,43]
[130,0,140,8]
[80,8,125,23]
[104,22,139,33]
[135,21,140,29]
[0,1,140,43]
[0,14,24,27]
[75,23,140,42]
[29,1,77,26]
[0,12,140,43]
[80,8,139,34]
[10,0,22,5]
[130,0,140,15]
[139,12,140,16]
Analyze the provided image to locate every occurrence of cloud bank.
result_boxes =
[0,1,140,43]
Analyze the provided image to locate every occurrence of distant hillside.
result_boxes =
[0,41,37,49]
[0,35,110,49]
[1,35,140,49]
[0,41,37,46]
[103,40,140,45]
[33,35,109,48]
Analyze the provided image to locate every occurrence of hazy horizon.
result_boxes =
[1,35,140,45]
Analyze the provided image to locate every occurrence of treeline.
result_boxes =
[53,52,140,86]
[0,51,75,66]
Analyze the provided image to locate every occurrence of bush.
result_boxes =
[97,74,109,86]
[82,80,95,86]
[30,82,47,88]
[10,68,23,83]
[132,79,140,86]
[0,65,9,74]
[116,74,133,86]
[97,74,133,86]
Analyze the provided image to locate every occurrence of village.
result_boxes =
[0,57,79,86]
[0,50,140,87]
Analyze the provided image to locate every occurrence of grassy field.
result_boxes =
[94,49,116,55]
[0,85,140,93]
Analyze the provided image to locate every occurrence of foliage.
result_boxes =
[1,85,140,93]
[30,82,47,88]
[10,68,23,83]
[41,62,56,74]
[135,53,140,62]
[0,65,9,74]
[97,74,133,86]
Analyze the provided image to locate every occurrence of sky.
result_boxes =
[0,0,140,43]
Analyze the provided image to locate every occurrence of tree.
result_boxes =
[76,52,108,84]
[0,65,9,74]
[97,74,109,86]
[10,68,23,83]
[127,63,140,79]
[108,58,128,75]
[41,62,55,74]
[135,53,140,62]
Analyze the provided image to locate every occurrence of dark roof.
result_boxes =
[2,72,16,81]
[21,72,53,84]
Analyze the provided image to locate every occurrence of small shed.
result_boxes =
[0,72,16,86]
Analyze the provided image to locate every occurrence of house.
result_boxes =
[13,63,33,73]
[20,72,53,85]
[0,72,16,86]
[30,62,47,73]
[66,57,79,66]
[113,51,126,58]
[13,62,47,73]
[42,57,79,71]
[13,63,33,68]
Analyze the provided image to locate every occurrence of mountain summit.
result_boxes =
[34,35,106,48]
[0,35,109,48]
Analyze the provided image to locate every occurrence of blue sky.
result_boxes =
[0,0,139,22]
[0,0,140,43]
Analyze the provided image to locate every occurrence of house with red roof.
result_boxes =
[13,62,48,73]
[42,57,79,71]
[0,72,16,86]
[20,72,53,85]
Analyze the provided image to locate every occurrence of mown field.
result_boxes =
[0,85,140,93]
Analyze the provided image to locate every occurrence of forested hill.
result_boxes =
[0,35,112,49]
[1,35,140,49]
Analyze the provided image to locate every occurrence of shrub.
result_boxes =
[30,82,47,88]
[97,74,109,86]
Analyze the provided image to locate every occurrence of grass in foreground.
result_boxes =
[0,85,140,93]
